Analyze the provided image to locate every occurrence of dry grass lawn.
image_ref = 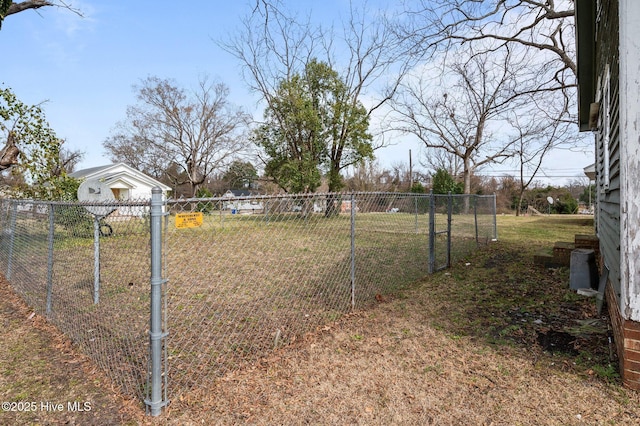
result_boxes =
[1,214,640,425]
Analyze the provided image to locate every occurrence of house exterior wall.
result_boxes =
[97,164,161,200]
[125,183,155,200]
[618,0,640,321]
[584,0,640,389]
[594,0,622,303]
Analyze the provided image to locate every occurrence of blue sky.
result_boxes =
[2,1,256,168]
[1,0,593,184]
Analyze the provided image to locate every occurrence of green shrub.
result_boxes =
[54,206,112,238]
[196,188,214,214]
[54,205,93,237]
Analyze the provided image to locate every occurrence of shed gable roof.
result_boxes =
[69,163,171,191]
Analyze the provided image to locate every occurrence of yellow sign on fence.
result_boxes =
[175,212,204,229]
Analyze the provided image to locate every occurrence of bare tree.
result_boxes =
[509,112,558,215]
[394,0,577,99]
[345,160,383,192]
[390,45,541,196]
[222,1,409,193]
[389,0,592,204]
[51,145,83,177]
[103,76,251,197]
[389,161,413,192]
[103,132,168,181]
[420,148,463,178]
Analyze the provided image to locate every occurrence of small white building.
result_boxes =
[70,163,171,217]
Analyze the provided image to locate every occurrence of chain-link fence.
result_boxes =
[430,193,498,272]
[0,198,152,403]
[0,192,496,415]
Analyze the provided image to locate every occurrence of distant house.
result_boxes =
[575,0,640,390]
[70,163,171,217]
[221,189,263,214]
[222,189,252,198]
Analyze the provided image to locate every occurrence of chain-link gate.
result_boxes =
[429,193,452,272]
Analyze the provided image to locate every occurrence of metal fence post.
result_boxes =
[6,201,17,280]
[447,192,452,269]
[428,191,435,274]
[493,193,498,241]
[146,187,168,416]
[414,196,419,234]
[350,193,356,309]
[46,204,55,315]
[474,195,479,245]
[219,199,226,229]
[93,216,101,304]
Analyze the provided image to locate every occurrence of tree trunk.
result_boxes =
[516,191,524,217]
[462,158,472,214]
[325,165,342,217]
[324,193,340,217]
[0,132,20,171]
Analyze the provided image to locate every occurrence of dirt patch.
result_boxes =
[483,250,522,269]
[413,242,617,384]
[537,330,580,355]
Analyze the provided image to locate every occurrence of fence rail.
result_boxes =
[0,191,496,415]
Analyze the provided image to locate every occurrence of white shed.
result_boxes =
[70,163,171,216]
